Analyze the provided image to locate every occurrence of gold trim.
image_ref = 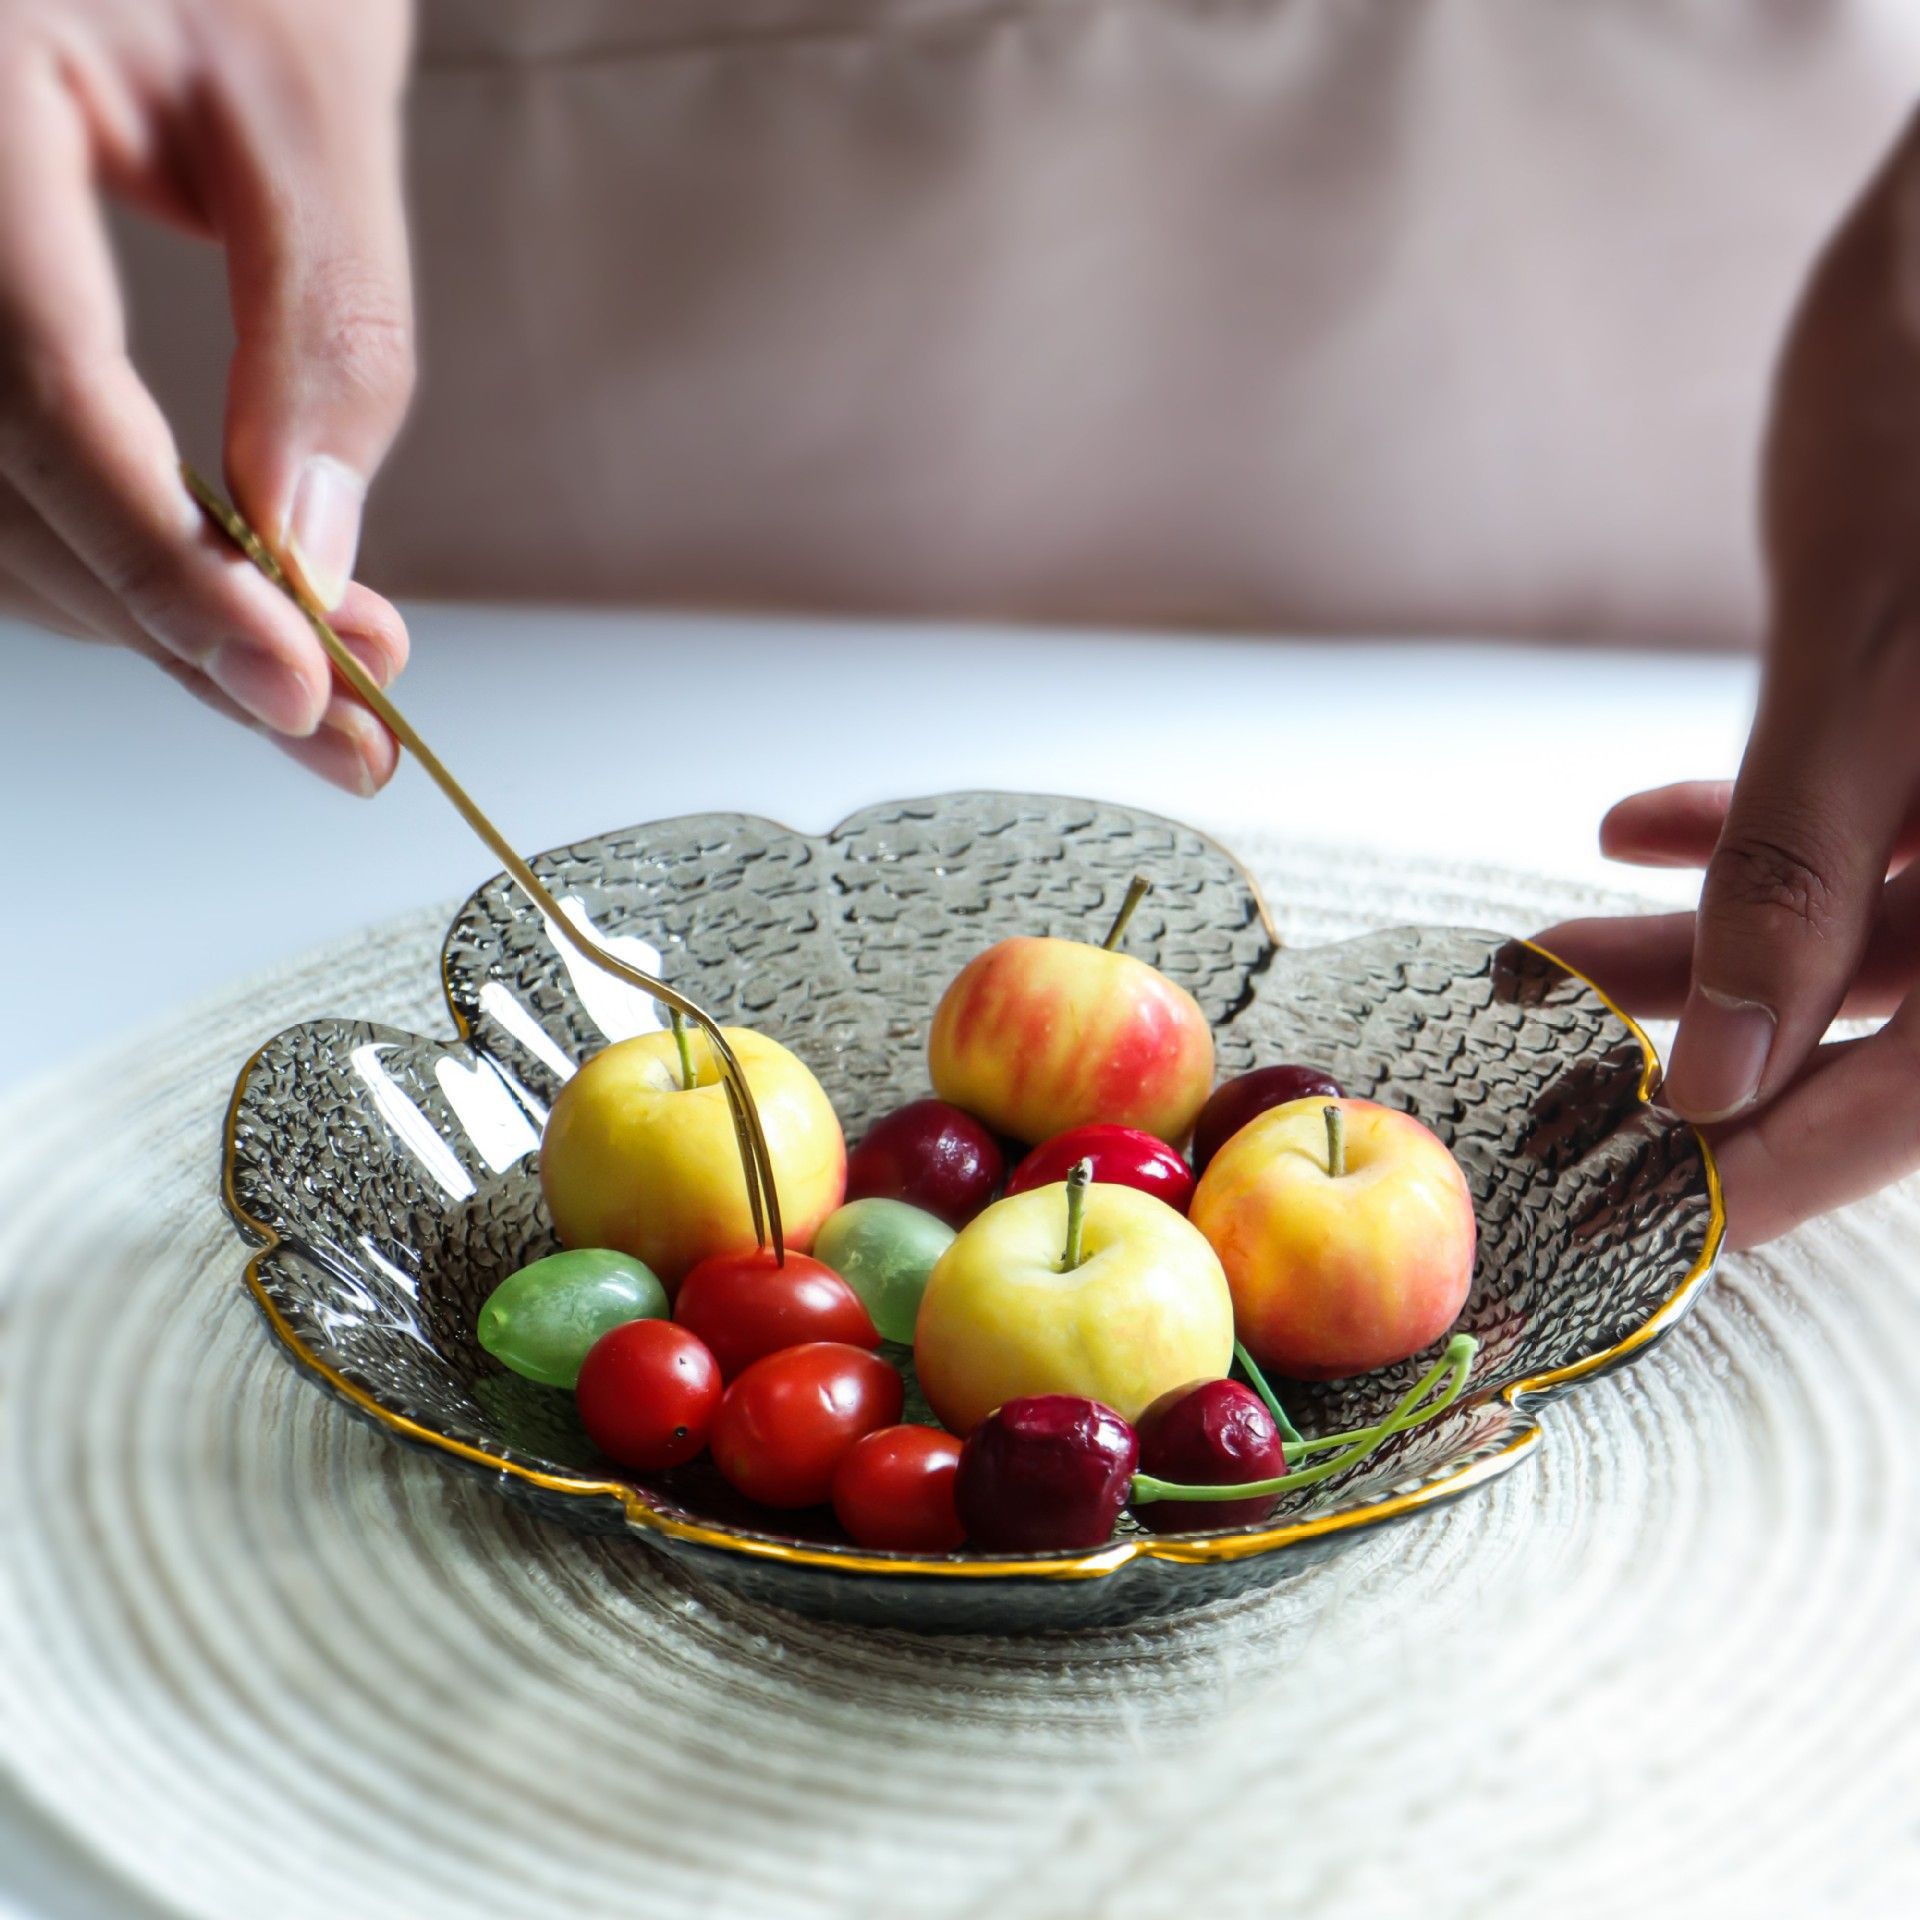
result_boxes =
[221,808,1725,1584]
[1513,937,1726,1395]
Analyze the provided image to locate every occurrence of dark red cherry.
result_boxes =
[1132,1379,1289,1533]
[1191,1065,1345,1173]
[953,1396,1138,1552]
[845,1099,1005,1228]
[1004,1124,1196,1214]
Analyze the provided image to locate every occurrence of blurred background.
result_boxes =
[17,0,1912,1085]
[10,2,1915,1080]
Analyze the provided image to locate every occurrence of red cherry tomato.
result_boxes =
[575,1320,721,1471]
[674,1249,879,1381]
[1005,1124,1196,1213]
[711,1342,905,1509]
[831,1425,967,1551]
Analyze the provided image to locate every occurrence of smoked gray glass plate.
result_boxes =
[222,792,1722,1631]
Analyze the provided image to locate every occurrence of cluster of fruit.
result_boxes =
[477,881,1480,1554]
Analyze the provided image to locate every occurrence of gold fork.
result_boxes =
[183,462,785,1260]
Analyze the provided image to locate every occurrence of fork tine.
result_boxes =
[717,1068,769,1246]
[709,1030,786,1258]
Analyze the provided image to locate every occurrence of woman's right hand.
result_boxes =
[0,0,416,794]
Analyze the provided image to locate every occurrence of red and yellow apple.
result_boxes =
[928,937,1214,1147]
[540,1026,846,1287]
[914,1173,1234,1434]
[1189,1098,1474,1378]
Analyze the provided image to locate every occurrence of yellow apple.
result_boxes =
[540,1026,846,1287]
[928,936,1215,1147]
[913,1173,1234,1434]
[1189,1098,1475,1378]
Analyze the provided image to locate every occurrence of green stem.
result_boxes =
[1059,1158,1093,1270]
[1281,1336,1477,1457]
[1101,875,1151,951]
[1131,1334,1477,1506]
[1233,1340,1305,1451]
[1323,1103,1346,1180]
[669,1008,699,1092]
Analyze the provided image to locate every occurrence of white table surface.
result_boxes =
[0,608,1758,1918]
[1,610,1753,1093]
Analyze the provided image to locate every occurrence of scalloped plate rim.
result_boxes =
[220,795,1725,1584]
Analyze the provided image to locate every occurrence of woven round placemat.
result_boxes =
[2,837,1915,1920]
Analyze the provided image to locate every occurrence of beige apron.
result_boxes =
[120,0,1918,644]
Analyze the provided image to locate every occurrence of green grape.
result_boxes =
[477,1249,669,1388]
[812,1198,955,1345]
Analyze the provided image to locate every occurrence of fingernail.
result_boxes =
[339,632,396,690]
[207,642,325,735]
[285,456,365,612]
[321,699,388,797]
[1664,986,1777,1122]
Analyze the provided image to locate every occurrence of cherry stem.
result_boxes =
[1102,875,1151,951]
[1233,1339,1305,1451]
[1324,1104,1346,1180]
[669,1008,698,1092]
[1060,1158,1093,1270]
[1131,1334,1478,1506]
[1281,1340,1474,1458]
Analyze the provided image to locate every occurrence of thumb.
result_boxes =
[209,35,414,611]
[1665,694,1895,1122]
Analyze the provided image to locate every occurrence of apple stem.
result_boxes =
[1060,1158,1093,1270]
[1130,1334,1478,1506]
[1101,875,1152,951]
[1233,1340,1305,1450]
[1323,1103,1346,1180]
[669,1008,699,1092]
